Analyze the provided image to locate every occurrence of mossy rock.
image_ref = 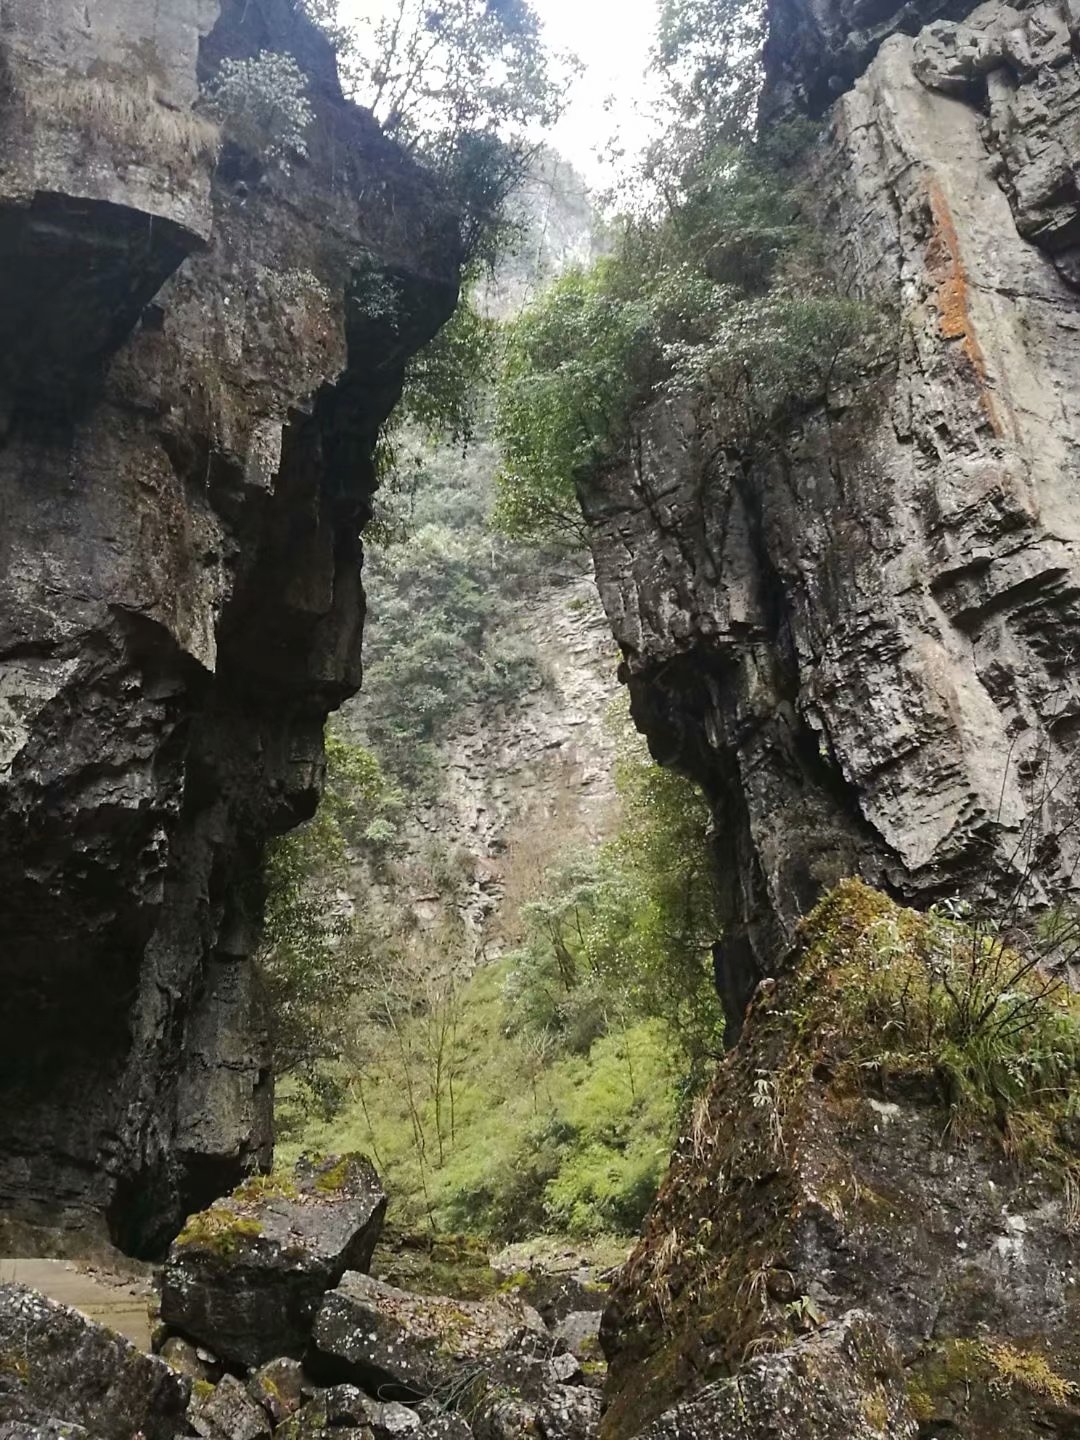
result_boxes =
[600,882,1080,1438]
[161,1152,386,1368]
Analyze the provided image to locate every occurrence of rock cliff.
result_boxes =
[0,0,461,1256]
[584,0,1080,1025]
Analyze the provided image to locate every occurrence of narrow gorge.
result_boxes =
[0,0,1079,1436]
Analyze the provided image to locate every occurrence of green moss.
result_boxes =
[231,1172,299,1205]
[908,1338,1078,1427]
[312,1156,353,1194]
[175,1207,263,1257]
[602,881,1080,1438]
[192,1378,215,1400]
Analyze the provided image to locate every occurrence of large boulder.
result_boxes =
[0,1284,189,1439]
[161,1154,387,1367]
[310,1271,547,1402]
[637,1313,916,1439]
[311,1273,600,1439]
[602,884,1080,1439]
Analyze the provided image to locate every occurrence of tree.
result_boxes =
[302,0,577,267]
[259,731,402,1116]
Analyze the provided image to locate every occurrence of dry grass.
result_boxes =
[29,73,220,170]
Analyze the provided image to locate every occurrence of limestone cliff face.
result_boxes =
[0,0,460,1255]
[584,0,1080,1024]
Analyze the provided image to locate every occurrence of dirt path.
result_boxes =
[0,1258,152,1350]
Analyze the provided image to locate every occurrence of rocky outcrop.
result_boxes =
[6,1152,602,1439]
[599,883,1080,1439]
[584,0,1080,1024]
[0,0,461,1255]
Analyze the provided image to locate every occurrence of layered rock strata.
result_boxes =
[0,0,460,1253]
[584,0,1080,1023]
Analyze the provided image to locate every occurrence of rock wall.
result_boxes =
[584,0,1080,1025]
[341,569,620,949]
[0,0,461,1255]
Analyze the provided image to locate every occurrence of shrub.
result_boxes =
[205,51,314,165]
[494,146,886,546]
[801,880,1080,1154]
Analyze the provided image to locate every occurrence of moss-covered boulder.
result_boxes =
[601,881,1080,1439]
[161,1153,386,1368]
[0,1283,189,1438]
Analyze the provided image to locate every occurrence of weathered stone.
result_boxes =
[0,1425,90,1440]
[0,0,461,1253]
[160,1335,217,1384]
[189,1374,271,1440]
[0,1283,188,1439]
[322,1388,420,1437]
[585,0,1080,1030]
[311,1272,547,1401]
[161,1155,386,1368]
[636,1314,916,1440]
[601,887,1080,1439]
[247,1357,305,1425]
[552,1311,602,1363]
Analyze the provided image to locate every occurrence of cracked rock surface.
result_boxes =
[584,0,1080,1023]
[0,0,460,1254]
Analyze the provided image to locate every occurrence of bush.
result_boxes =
[801,880,1080,1154]
[494,130,886,545]
[260,730,402,1122]
[506,721,725,1079]
[205,51,314,164]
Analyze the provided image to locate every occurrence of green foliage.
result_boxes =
[493,265,653,545]
[495,116,885,545]
[359,441,546,793]
[288,959,680,1241]
[260,732,403,1108]
[284,718,722,1242]
[801,880,1080,1157]
[506,723,725,1081]
[398,298,498,449]
[302,0,574,268]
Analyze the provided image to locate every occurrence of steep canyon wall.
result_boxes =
[0,0,461,1255]
[585,0,1080,1023]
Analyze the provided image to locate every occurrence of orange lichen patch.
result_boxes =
[925,180,1003,438]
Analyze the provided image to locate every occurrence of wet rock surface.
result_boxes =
[161,1155,387,1368]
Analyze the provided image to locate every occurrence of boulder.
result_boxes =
[311,1271,547,1401]
[161,1155,387,1367]
[324,1389,420,1437]
[189,1374,271,1440]
[635,1314,916,1439]
[160,1335,218,1385]
[553,1311,602,1363]
[0,1283,189,1439]
[0,1426,90,1439]
[247,1358,305,1425]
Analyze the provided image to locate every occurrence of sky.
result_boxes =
[340,0,662,188]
